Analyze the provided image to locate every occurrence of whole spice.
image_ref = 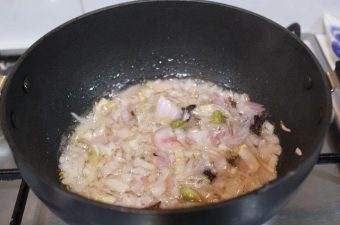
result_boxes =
[203,169,216,182]
[250,112,269,135]
[180,187,202,202]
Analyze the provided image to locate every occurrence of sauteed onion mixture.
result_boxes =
[59,79,282,208]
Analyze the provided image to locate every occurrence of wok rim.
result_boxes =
[0,0,332,215]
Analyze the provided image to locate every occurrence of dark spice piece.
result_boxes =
[130,111,135,117]
[227,155,240,167]
[228,97,237,108]
[184,104,197,113]
[181,104,197,122]
[203,169,216,182]
[250,112,269,136]
[145,201,161,209]
[153,153,158,157]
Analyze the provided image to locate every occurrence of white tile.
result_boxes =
[1,0,340,52]
[81,0,133,13]
[82,0,340,34]
[0,0,82,51]
[215,0,340,33]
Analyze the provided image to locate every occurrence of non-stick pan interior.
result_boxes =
[2,1,330,189]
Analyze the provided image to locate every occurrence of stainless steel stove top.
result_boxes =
[0,33,339,225]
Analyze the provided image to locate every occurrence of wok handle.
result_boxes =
[326,61,340,130]
[287,23,340,131]
[317,153,340,164]
[0,75,7,94]
[287,23,301,38]
[332,89,340,130]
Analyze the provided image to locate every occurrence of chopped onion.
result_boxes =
[155,96,183,121]
[151,182,166,197]
[105,179,129,193]
[71,112,87,123]
[153,126,178,151]
[262,121,274,134]
[280,120,292,132]
[244,101,265,115]
[238,145,260,173]
[134,158,155,170]
[295,147,303,156]
[60,79,282,208]
[88,135,108,145]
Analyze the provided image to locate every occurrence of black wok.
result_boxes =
[0,1,333,225]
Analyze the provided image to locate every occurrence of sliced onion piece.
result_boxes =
[155,96,182,121]
[153,126,179,151]
[105,179,129,193]
[134,158,155,170]
[238,145,260,173]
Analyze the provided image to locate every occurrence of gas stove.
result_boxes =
[0,33,339,225]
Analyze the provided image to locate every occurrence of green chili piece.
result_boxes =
[171,119,187,129]
[212,110,226,123]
